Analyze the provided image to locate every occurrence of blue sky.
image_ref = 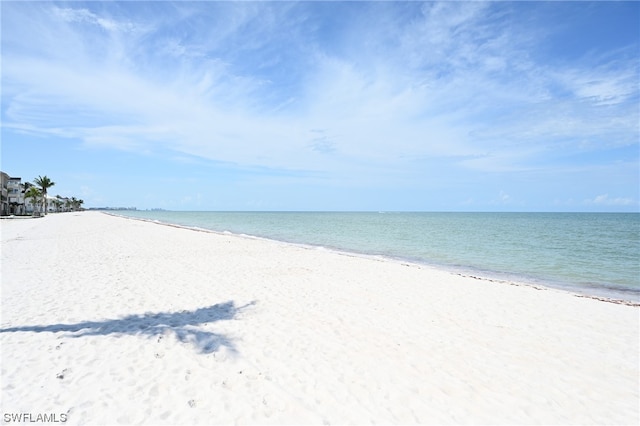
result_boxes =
[1,1,638,211]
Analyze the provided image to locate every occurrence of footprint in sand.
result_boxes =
[56,368,69,380]
[149,385,159,397]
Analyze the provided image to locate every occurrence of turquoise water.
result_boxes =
[114,211,640,301]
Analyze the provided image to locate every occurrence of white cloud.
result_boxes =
[2,1,638,191]
[555,60,639,107]
[52,6,139,34]
[584,194,636,207]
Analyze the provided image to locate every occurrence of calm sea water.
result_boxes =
[114,211,639,301]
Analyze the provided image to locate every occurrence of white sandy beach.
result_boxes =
[1,211,638,425]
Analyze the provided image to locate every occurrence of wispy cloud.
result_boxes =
[52,6,139,33]
[2,1,638,210]
[585,194,636,207]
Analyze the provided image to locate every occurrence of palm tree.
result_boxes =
[25,187,41,215]
[69,197,84,211]
[33,175,55,215]
[52,199,62,213]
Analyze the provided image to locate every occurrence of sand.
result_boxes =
[1,211,638,425]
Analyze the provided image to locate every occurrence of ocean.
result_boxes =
[114,211,639,301]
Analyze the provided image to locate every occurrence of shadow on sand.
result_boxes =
[0,301,256,354]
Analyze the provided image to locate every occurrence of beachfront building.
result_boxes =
[25,195,64,214]
[0,171,8,216]
[25,195,77,213]
[7,177,26,215]
[1,170,83,215]
[48,195,72,213]
[24,194,39,215]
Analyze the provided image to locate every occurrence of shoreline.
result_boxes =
[2,211,638,424]
[107,212,640,306]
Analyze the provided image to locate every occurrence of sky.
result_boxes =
[1,1,639,212]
